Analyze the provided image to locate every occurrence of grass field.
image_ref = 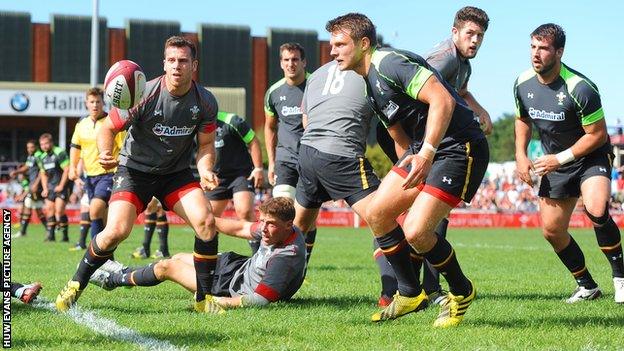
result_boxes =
[7,223,624,350]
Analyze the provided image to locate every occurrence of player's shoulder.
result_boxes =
[514,68,537,87]
[52,146,66,155]
[195,83,218,106]
[373,47,425,67]
[266,77,287,97]
[216,111,244,125]
[559,63,599,96]
[426,37,457,61]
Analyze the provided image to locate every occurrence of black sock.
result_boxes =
[9,282,24,297]
[111,264,161,287]
[373,239,398,297]
[46,216,56,240]
[305,229,317,265]
[594,217,624,278]
[38,212,47,231]
[72,240,116,289]
[423,236,471,296]
[19,212,31,235]
[157,214,169,256]
[194,235,218,301]
[79,212,90,248]
[556,236,597,289]
[59,215,69,241]
[375,226,421,297]
[423,218,447,294]
[142,213,157,256]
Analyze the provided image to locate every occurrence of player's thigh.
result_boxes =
[54,197,66,214]
[366,170,420,231]
[580,176,611,216]
[538,197,577,234]
[403,192,452,250]
[146,197,160,213]
[350,190,376,220]
[232,190,255,221]
[172,187,215,239]
[209,199,229,217]
[90,198,108,219]
[97,200,138,247]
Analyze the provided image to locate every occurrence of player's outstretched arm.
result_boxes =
[460,87,492,135]
[247,136,265,188]
[214,217,254,240]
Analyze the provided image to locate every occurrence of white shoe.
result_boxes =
[566,286,602,303]
[614,278,624,304]
[100,259,126,275]
[89,268,115,291]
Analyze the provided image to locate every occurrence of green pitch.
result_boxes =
[8,225,624,350]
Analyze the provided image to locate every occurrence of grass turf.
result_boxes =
[7,223,624,350]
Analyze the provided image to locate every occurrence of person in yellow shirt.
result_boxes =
[69,87,125,249]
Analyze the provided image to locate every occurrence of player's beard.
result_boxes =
[534,60,556,75]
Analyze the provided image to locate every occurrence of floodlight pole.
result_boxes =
[90,0,99,86]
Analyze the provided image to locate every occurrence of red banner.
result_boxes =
[4,205,624,228]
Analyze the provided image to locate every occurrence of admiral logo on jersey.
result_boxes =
[528,107,565,122]
[281,105,302,116]
[152,123,196,136]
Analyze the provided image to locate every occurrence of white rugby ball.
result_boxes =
[104,60,146,109]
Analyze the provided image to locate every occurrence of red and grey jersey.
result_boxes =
[264,75,308,165]
[365,48,483,150]
[108,76,218,174]
[514,63,610,165]
[229,223,306,305]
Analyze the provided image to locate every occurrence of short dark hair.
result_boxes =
[39,133,53,142]
[259,197,295,223]
[164,36,197,60]
[531,23,566,49]
[454,6,489,31]
[279,42,306,60]
[326,13,378,48]
[86,87,103,99]
[26,139,37,146]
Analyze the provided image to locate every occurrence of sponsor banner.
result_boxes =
[0,89,111,117]
[4,206,623,228]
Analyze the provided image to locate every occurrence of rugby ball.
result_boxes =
[104,60,146,109]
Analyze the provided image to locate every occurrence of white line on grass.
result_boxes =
[33,299,186,351]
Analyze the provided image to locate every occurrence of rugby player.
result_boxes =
[327,13,489,327]
[514,23,624,303]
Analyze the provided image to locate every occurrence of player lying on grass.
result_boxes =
[89,197,306,310]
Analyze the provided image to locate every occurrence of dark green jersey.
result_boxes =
[514,63,610,163]
[264,74,309,165]
[37,146,69,186]
[25,150,43,184]
[365,48,483,150]
[214,112,255,178]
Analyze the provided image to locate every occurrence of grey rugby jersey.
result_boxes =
[426,37,471,91]
[264,75,308,165]
[301,60,376,158]
[109,76,218,174]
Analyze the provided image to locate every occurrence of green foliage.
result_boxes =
[365,143,393,178]
[9,225,622,350]
[488,113,517,162]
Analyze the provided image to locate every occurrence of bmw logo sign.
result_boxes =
[10,93,30,112]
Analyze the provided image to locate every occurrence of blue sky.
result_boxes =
[3,0,623,125]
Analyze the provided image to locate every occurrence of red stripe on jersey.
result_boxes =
[202,122,216,134]
[110,191,145,215]
[421,184,461,207]
[163,182,201,210]
[255,283,280,302]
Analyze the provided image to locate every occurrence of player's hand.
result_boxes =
[533,154,560,176]
[68,166,78,181]
[515,155,534,186]
[398,154,432,190]
[247,168,264,189]
[41,189,48,198]
[53,184,63,193]
[9,170,17,178]
[267,164,276,186]
[199,169,219,191]
[98,151,118,170]
[479,111,493,135]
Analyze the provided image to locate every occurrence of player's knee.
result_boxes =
[103,221,133,242]
[154,259,171,280]
[194,213,216,240]
[584,204,610,226]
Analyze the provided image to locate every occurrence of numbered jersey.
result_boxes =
[300,60,376,158]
